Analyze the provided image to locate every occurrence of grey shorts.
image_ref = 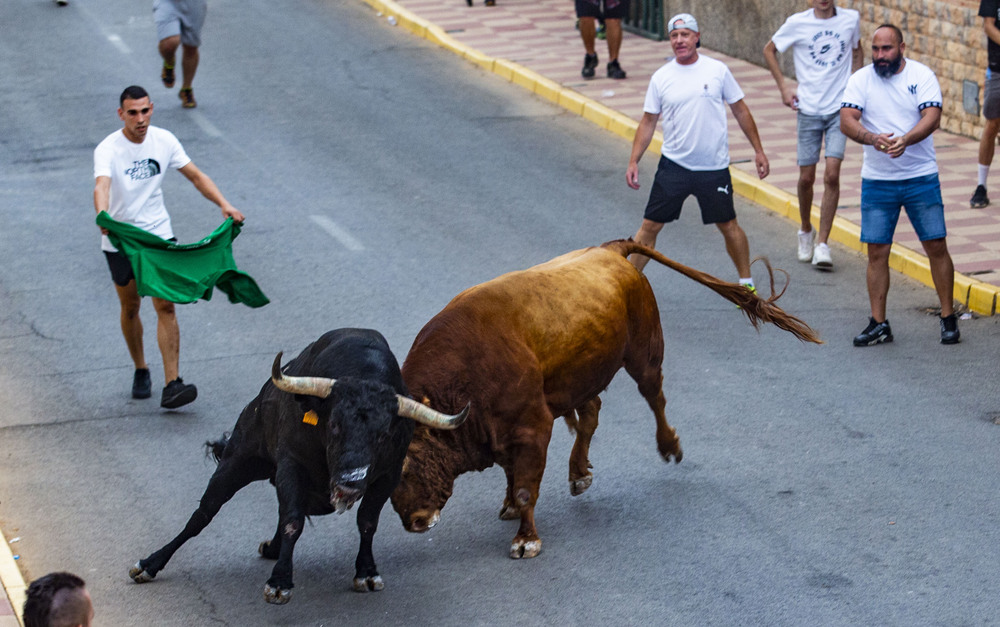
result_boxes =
[796,111,846,166]
[985,73,1000,120]
[153,0,207,47]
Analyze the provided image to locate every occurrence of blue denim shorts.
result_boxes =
[796,111,846,166]
[860,174,946,244]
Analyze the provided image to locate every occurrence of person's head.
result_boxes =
[22,572,94,627]
[872,24,905,78]
[812,0,837,15]
[117,85,153,144]
[667,13,700,64]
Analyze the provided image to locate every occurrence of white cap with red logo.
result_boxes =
[667,13,699,34]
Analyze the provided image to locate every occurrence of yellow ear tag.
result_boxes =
[302,410,319,426]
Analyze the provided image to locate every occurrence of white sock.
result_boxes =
[979,163,990,187]
[739,278,755,289]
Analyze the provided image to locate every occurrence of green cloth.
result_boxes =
[97,211,269,308]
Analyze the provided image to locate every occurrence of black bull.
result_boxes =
[128,328,467,604]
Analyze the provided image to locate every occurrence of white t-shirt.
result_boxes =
[643,54,745,171]
[770,7,861,115]
[841,60,942,181]
[93,125,191,252]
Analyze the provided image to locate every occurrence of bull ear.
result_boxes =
[396,396,469,429]
[270,352,336,398]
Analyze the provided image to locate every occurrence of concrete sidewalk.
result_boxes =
[364,0,1000,315]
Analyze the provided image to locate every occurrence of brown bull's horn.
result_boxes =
[270,352,336,398]
[396,396,470,430]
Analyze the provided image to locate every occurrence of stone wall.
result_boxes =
[659,0,984,137]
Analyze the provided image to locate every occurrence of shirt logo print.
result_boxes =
[908,84,917,95]
[125,158,161,181]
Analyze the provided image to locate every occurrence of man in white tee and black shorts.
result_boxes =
[625,13,770,292]
[840,24,960,346]
[764,0,862,270]
[94,85,245,407]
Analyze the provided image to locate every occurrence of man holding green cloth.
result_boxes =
[94,85,246,408]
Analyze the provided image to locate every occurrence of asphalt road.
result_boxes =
[2,0,1000,625]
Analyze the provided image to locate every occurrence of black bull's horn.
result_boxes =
[270,353,469,429]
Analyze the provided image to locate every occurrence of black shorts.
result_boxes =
[575,0,629,20]
[104,250,135,287]
[644,157,737,225]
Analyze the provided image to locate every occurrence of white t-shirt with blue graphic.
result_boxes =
[94,125,191,252]
[770,7,861,115]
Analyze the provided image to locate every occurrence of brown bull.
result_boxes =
[391,240,820,558]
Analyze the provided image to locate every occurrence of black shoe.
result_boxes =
[607,59,626,79]
[161,63,175,89]
[132,368,151,399]
[582,53,598,79]
[161,377,198,409]
[853,317,893,346]
[970,184,989,208]
[940,313,961,344]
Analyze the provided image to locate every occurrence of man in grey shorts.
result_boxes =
[154,0,207,109]
[971,0,1000,208]
[764,0,862,270]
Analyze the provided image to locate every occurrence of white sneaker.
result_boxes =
[797,230,815,262]
[812,242,833,270]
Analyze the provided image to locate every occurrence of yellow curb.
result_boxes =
[360,0,1000,316]
[492,58,516,82]
[0,528,25,627]
[533,75,564,105]
[970,281,998,315]
[581,101,613,130]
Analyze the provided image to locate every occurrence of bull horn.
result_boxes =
[396,396,469,430]
[270,352,335,398]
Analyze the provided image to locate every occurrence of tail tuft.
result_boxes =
[603,239,823,344]
[205,433,231,464]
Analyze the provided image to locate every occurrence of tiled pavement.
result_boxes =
[365,0,1000,314]
[3,1,1000,621]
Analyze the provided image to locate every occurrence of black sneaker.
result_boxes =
[853,317,893,346]
[161,63,175,89]
[970,185,989,208]
[607,59,626,79]
[161,377,198,409]
[940,313,961,344]
[132,368,151,399]
[582,53,598,79]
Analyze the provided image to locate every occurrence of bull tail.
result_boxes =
[603,239,822,344]
[205,433,231,464]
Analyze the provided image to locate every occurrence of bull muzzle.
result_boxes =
[331,465,369,514]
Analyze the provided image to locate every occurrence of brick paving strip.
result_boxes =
[361,0,1000,314]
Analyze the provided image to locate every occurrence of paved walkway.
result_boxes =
[364,0,1000,315]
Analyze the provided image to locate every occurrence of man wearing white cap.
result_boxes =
[626,13,770,293]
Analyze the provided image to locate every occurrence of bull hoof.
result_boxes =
[659,441,683,464]
[264,583,292,605]
[498,503,519,520]
[509,538,541,559]
[352,575,385,592]
[569,473,593,496]
[128,561,155,583]
[258,540,279,560]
